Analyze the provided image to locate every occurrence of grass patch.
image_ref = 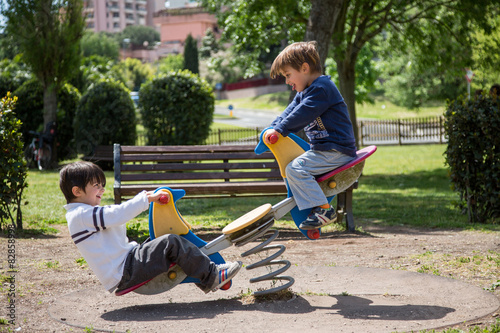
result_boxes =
[216,91,291,112]
[215,92,446,119]
[210,121,248,130]
[18,144,499,237]
[356,96,445,119]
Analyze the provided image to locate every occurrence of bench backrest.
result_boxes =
[113,144,285,202]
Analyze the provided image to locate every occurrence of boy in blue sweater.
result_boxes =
[264,41,357,230]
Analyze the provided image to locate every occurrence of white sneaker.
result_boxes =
[206,261,242,293]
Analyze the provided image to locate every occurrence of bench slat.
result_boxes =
[120,145,261,153]
[120,152,273,162]
[121,171,283,182]
[118,181,287,196]
[121,161,279,172]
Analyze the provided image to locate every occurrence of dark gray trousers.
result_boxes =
[116,234,217,292]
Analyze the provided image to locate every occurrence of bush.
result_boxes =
[13,79,81,161]
[0,57,32,99]
[111,58,154,91]
[139,71,214,145]
[444,94,500,223]
[74,79,137,156]
[0,93,28,230]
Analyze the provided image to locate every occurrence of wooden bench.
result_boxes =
[113,144,287,204]
[113,143,360,231]
[82,145,114,170]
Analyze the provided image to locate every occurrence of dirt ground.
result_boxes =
[2,220,500,333]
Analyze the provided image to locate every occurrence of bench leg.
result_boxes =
[335,182,357,232]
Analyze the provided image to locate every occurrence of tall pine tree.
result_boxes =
[183,34,199,74]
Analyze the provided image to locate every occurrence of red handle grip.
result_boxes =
[159,194,169,204]
[269,134,278,144]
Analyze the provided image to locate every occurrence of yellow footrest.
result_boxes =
[222,203,272,235]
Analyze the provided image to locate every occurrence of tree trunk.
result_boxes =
[337,59,359,148]
[43,86,58,166]
[305,0,344,70]
[290,0,344,142]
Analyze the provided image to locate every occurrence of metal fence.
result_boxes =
[358,116,446,146]
[136,127,265,146]
[136,117,446,146]
[203,127,264,145]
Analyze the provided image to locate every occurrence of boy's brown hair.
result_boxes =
[59,161,106,204]
[270,41,322,79]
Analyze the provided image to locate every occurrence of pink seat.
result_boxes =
[115,278,153,296]
[316,145,377,182]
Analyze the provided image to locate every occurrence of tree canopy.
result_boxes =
[81,31,120,60]
[120,25,160,49]
[202,0,498,146]
[1,0,85,164]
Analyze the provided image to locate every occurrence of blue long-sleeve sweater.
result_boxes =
[271,75,357,157]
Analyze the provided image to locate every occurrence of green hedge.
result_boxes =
[444,94,500,223]
[74,79,136,156]
[0,93,28,230]
[139,71,214,145]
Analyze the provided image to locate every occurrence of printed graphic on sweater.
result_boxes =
[305,117,328,140]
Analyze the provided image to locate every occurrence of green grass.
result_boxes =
[215,92,446,119]
[210,121,247,130]
[17,144,498,238]
[216,91,291,112]
[354,145,472,229]
[417,319,500,333]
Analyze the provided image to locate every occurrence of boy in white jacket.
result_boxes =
[60,161,241,294]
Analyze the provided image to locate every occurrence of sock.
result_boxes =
[320,203,330,209]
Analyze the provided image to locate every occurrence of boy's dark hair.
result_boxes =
[59,161,106,204]
[270,41,322,79]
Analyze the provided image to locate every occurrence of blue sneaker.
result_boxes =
[206,261,242,293]
[299,206,337,230]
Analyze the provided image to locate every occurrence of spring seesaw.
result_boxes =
[254,127,377,240]
[115,187,294,297]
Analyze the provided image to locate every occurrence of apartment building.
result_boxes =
[153,6,218,55]
[82,0,216,60]
[82,0,160,32]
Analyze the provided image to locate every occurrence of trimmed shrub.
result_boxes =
[0,93,28,230]
[74,79,137,156]
[444,94,500,223]
[139,71,214,145]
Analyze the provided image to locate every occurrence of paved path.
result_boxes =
[215,105,278,128]
[49,266,499,333]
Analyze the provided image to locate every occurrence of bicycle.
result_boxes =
[24,121,56,170]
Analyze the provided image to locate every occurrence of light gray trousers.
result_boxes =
[286,149,355,211]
